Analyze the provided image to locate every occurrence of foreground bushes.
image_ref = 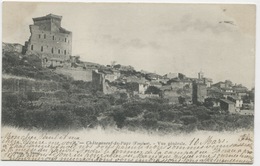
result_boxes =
[2,90,254,132]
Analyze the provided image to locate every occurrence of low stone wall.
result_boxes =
[2,75,62,93]
[55,68,92,82]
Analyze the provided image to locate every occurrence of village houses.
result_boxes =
[21,13,253,115]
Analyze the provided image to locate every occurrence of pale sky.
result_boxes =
[2,2,256,88]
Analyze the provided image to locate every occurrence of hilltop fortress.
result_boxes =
[24,14,72,67]
[22,13,94,81]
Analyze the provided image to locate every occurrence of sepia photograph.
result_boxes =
[1,1,257,164]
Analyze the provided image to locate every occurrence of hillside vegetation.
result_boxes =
[2,48,254,132]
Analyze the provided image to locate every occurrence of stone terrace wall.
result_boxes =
[2,75,62,93]
[55,68,92,82]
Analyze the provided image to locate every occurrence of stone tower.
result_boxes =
[198,71,204,80]
[192,82,207,104]
[24,14,72,67]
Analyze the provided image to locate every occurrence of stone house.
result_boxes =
[221,87,234,93]
[207,87,235,99]
[233,86,248,97]
[212,82,226,89]
[169,78,192,89]
[227,96,243,108]
[150,80,162,88]
[204,97,220,107]
[138,83,149,94]
[203,77,213,87]
[220,99,236,114]
[146,73,162,81]
[160,83,192,104]
[97,69,121,82]
[164,72,179,79]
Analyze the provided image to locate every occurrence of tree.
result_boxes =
[114,64,121,69]
[111,61,116,67]
[143,111,159,128]
[112,108,126,128]
[26,91,44,103]
[242,95,251,104]
[145,86,161,94]
[123,102,143,117]
[180,116,198,125]
[2,93,19,108]
[125,82,139,92]
[62,82,71,91]
[178,96,186,105]
[75,56,80,63]
[120,92,128,100]
[194,107,211,121]
[204,98,214,108]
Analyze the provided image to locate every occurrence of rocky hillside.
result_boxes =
[2,42,24,53]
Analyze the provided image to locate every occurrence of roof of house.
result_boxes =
[228,95,241,100]
[212,81,225,86]
[150,81,162,86]
[99,69,113,75]
[160,85,172,91]
[220,99,235,104]
[221,87,233,90]
[125,76,147,84]
[208,87,234,95]
[204,77,213,82]
[240,110,254,115]
[169,78,192,83]
[234,89,248,93]
[208,86,221,91]
[146,73,163,79]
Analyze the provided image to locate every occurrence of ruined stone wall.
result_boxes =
[92,71,106,92]
[2,43,23,53]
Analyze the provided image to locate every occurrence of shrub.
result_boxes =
[54,90,68,100]
[142,118,158,129]
[2,93,20,107]
[159,110,175,121]
[180,115,198,125]
[26,91,45,102]
[62,82,71,91]
[111,107,126,128]
[193,106,211,121]
[200,119,217,130]
[145,86,161,95]
[181,123,197,133]
[123,102,143,117]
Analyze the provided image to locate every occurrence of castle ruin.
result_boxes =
[24,14,72,67]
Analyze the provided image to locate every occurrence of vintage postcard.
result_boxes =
[1,1,256,164]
